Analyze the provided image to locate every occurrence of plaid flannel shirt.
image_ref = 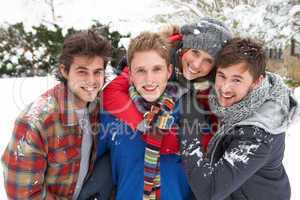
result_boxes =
[2,83,100,200]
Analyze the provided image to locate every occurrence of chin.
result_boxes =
[145,97,159,102]
[221,104,230,108]
[140,90,160,101]
[184,75,194,81]
[142,94,159,102]
[222,101,235,108]
[84,95,97,103]
[217,99,232,108]
[182,72,192,80]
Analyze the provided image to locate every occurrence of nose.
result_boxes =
[192,57,203,70]
[145,71,154,85]
[86,73,96,85]
[221,81,233,93]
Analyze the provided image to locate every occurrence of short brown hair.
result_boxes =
[56,30,112,82]
[127,31,171,68]
[215,37,266,80]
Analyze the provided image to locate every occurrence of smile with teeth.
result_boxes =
[187,64,200,74]
[81,86,97,93]
[220,92,233,99]
[143,85,158,92]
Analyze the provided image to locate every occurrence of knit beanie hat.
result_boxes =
[181,17,233,59]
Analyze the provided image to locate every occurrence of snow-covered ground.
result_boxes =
[0,76,299,199]
[0,76,57,199]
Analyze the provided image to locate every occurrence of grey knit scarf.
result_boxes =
[209,72,291,137]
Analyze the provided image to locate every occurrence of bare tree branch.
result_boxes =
[167,0,204,18]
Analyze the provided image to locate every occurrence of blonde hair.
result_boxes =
[127,31,171,68]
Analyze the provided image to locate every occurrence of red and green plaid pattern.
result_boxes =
[1,83,100,199]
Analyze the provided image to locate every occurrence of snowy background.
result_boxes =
[0,0,300,199]
[1,0,299,46]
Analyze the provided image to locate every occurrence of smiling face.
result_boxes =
[181,49,214,80]
[215,62,263,108]
[129,50,172,102]
[60,55,105,109]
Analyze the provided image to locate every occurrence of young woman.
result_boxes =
[180,37,298,200]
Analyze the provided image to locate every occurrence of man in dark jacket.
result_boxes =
[180,37,299,200]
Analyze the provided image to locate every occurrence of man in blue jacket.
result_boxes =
[97,32,192,200]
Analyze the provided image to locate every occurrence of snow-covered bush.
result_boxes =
[0,21,129,77]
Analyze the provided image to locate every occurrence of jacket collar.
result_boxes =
[53,83,101,128]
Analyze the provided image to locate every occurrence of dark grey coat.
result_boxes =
[178,86,298,200]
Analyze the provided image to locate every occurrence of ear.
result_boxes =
[59,64,68,80]
[251,75,264,90]
[167,64,173,80]
[128,68,132,84]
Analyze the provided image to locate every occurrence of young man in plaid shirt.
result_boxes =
[2,30,112,199]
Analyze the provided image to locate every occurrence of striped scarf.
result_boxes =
[129,83,183,200]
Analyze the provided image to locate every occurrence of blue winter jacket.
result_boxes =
[97,104,193,200]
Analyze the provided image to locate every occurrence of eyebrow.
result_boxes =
[153,64,164,68]
[134,66,146,70]
[217,71,244,79]
[75,66,104,71]
[75,66,88,70]
[205,57,213,63]
[232,75,243,79]
[134,64,164,70]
